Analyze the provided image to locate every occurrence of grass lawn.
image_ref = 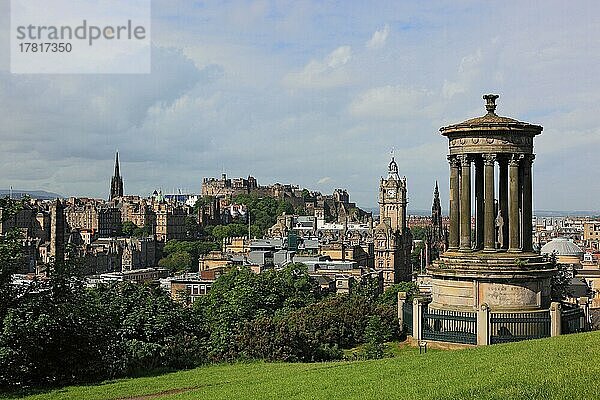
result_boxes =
[4,331,600,400]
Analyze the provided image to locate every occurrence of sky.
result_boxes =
[0,1,599,211]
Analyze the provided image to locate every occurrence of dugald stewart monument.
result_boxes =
[428,95,554,312]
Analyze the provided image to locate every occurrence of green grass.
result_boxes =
[5,331,600,400]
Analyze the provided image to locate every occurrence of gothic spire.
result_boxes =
[110,151,124,201]
[114,151,120,178]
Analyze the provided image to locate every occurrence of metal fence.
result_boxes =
[422,307,477,345]
[561,306,585,334]
[490,311,550,344]
[402,301,413,334]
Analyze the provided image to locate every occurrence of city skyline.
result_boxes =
[1,1,600,210]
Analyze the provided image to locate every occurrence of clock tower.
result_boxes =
[379,156,407,232]
[375,155,412,286]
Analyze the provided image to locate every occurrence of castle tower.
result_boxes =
[429,94,553,312]
[110,151,124,201]
[379,156,407,233]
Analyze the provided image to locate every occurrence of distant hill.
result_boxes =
[535,210,600,217]
[0,189,63,200]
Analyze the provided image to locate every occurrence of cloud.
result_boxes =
[317,177,332,184]
[349,86,431,119]
[366,25,389,49]
[442,49,482,99]
[3,1,600,210]
[282,46,352,89]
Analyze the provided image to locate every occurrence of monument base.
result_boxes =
[427,251,555,312]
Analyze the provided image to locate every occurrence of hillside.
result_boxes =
[6,331,600,400]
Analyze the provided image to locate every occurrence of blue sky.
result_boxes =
[1,1,599,211]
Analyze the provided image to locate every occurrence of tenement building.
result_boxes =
[428,95,554,312]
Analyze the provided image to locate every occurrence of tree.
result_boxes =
[133,225,151,237]
[550,254,572,301]
[0,197,25,329]
[158,251,193,273]
[363,316,387,359]
[197,264,320,361]
[185,216,200,239]
[411,226,428,241]
[122,221,138,237]
[378,282,418,306]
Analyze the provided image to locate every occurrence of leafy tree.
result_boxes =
[233,193,296,236]
[0,197,25,328]
[158,251,193,273]
[162,240,220,269]
[94,282,208,375]
[411,241,426,273]
[197,264,320,361]
[185,216,200,239]
[411,226,428,241]
[363,316,386,359]
[0,252,117,387]
[133,225,151,237]
[122,221,138,237]
[378,282,419,307]
[549,253,573,301]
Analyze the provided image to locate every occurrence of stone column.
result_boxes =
[413,297,424,340]
[448,155,460,250]
[508,154,522,252]
[522,155,534,252]
[477,303,490,345]
[550,302,562,337]
[498,157,509,249]
[458,155,471,251]
[483,154,496,251]
[475,157,484,250]
[397,292,407,329]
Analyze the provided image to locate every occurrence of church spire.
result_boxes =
[431,180,442,241]
[110,151,124,201]
[114,151,120,178]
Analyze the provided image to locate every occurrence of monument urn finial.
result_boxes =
[483,94,499,114]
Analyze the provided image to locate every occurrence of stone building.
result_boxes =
[120,196,156,231]
[152,200,189,241]
[201,173,258,197]
[374,156,413,287]
[428,94,554,312]
[64,198,121,238]
[584,221,600,251]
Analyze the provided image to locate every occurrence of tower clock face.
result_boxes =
[387,189,396,198]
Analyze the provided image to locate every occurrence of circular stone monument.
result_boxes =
[428,95,554,312]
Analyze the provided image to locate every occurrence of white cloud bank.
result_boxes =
[366,24,389,49]
[283,46,352,89]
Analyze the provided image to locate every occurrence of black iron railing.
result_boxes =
[561,306,585,334]
[422,307,477,345]
[402,301,413,334]
[490,311,550,344]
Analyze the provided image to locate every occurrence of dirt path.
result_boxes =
[117,387,197,400]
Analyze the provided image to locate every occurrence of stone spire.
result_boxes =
[431,181,442,242]
[110,151,124,201]
[114,151,120,177]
